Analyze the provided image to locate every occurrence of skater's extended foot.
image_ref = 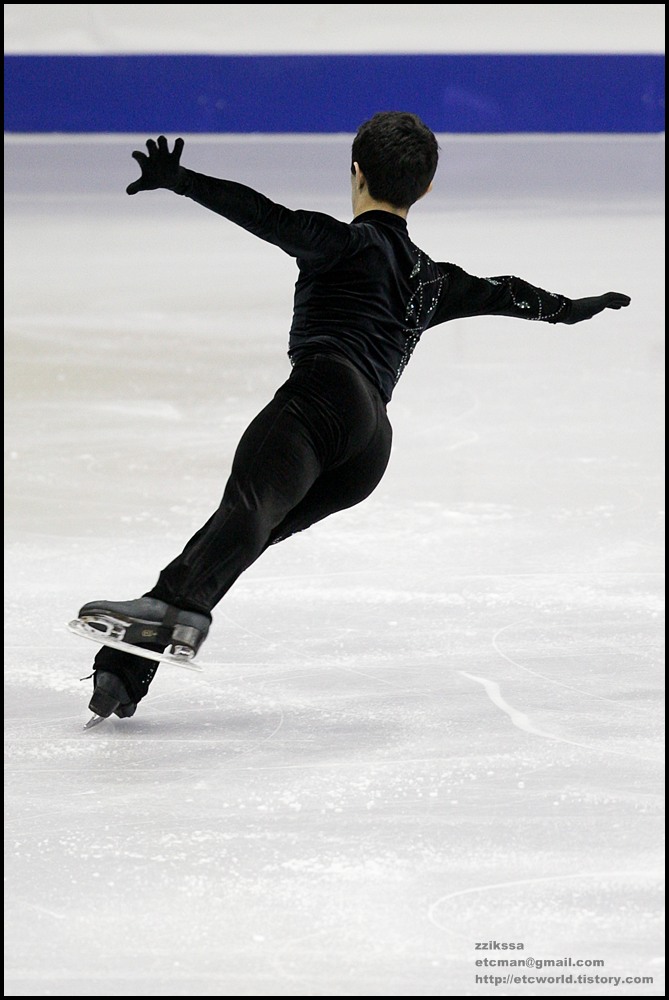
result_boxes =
[88,640,165,722]
[77,596,210,657]
[89,670,137,720]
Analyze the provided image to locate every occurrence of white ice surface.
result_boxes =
[4,135,665,997]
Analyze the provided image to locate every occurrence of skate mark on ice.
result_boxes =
[459,670,660,762]
[427,868,657,933]
[492,618,649,711]
[16,899,67,921]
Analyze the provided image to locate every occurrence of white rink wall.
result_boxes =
[4,3,665,52]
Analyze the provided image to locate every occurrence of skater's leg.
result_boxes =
[81,372,330,715]
[81,356,391,717]
[148,355,392,609]
[146,391,328,613]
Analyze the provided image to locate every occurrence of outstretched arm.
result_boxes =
[428,264,630,328]
[126,135,355,266]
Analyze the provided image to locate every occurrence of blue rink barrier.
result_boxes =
[4,53,664,134]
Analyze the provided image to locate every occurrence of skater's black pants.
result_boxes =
[145,352,393,616]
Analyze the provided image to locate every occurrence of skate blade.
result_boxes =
[83,714,107,730]
[67,618,205,672]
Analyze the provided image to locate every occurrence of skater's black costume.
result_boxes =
[146,171,575,614]
[83,133,630,716]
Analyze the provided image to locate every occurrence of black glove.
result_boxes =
[126,135,185,195]
[563,292,631,325]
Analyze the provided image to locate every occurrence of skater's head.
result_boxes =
[351,111,439,215]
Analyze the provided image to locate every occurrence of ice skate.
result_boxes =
[74,597,210,660]
[85,670,137,729]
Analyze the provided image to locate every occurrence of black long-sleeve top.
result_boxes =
[175,170,572,403]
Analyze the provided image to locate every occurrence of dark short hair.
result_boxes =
[351,111,439,209]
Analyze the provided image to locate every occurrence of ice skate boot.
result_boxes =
[77,597,210,661]
[84,641,164,728]
[88,670,137,723]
